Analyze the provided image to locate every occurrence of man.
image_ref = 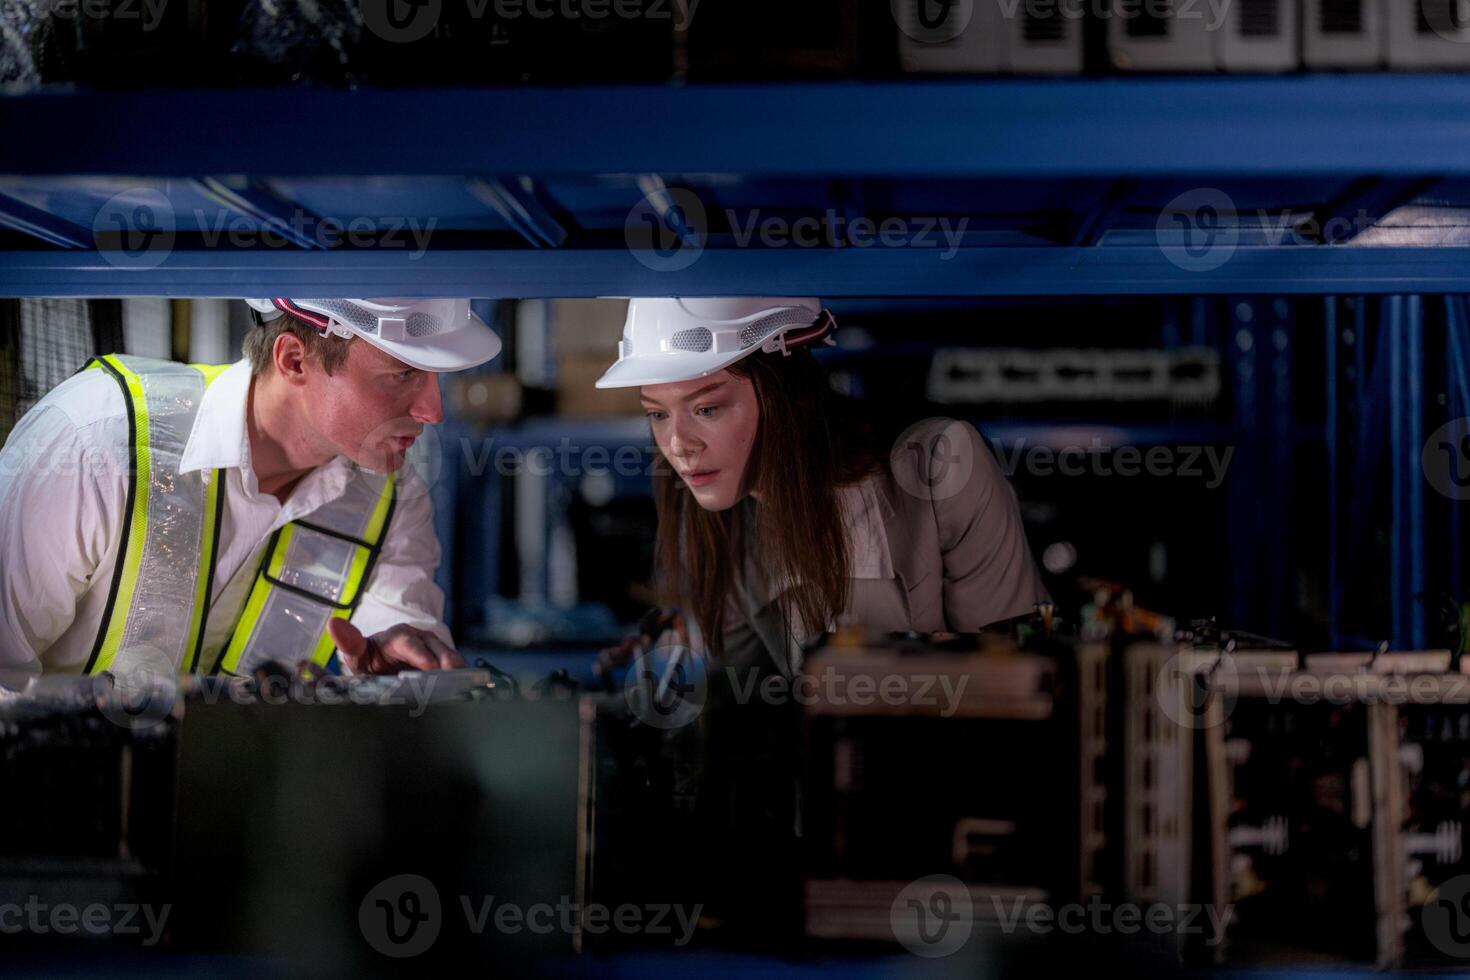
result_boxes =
[0,297,500,680]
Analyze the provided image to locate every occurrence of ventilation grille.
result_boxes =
[670,327,714,352]
[298,299,381,334]
[737,309,816,350]
[406,313,440,338]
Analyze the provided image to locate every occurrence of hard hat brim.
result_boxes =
[594,346,753,389]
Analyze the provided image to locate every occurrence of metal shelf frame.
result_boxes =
[3,77,1470,296]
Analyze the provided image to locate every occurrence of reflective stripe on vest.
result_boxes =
[82,354,398,677]
[82,354,227,676]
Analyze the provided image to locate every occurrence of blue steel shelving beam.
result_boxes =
[1066,179,1135,248]
[192,177,329,250]
[465,177,568,249]
[3,78,1470,177]
[0,192,92,250]
[8,244,1470,297]
[1306,177,1441,245]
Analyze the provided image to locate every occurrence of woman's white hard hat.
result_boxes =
[243,298,501,372]
[595,297,833,389]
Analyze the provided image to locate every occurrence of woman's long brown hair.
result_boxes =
[652,347,880,658]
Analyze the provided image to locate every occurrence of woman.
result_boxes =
[596,296,1050,675]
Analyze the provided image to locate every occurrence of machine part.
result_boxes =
[1227,815,1290,856]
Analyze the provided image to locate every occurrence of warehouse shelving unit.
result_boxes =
[2,76,1468,649]
[0,78,1469,295]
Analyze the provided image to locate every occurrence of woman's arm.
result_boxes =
[901,418,1050,630]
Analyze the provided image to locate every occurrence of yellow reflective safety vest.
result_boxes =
[81,354,398,677]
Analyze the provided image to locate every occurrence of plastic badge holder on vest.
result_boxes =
[217,470,395,675]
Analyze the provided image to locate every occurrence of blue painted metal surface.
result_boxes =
[1326,298,1341,650]
[0,191,91,249]
[7,245,1470,297]
[4,79,1470,177]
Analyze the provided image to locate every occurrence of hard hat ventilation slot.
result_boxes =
[670,327,714,352]
[738,309,815,349]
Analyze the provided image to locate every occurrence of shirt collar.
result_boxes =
[178,359,355,505]
[179,359,253,476]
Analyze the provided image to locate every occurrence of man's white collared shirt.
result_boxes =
[0,358,453,677]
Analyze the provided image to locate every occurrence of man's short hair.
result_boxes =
[242,313,354,377]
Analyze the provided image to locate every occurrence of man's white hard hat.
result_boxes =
[243,298,501,372]
[594,297,834,389]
